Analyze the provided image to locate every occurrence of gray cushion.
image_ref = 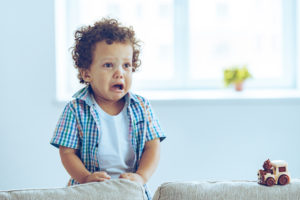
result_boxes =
[0,179,147,200]
[153,179,300,200]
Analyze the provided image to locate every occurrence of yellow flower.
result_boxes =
[223,65,252,87]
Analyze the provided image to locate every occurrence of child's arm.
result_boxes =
[59,146,111,183]
[119,138,160,184]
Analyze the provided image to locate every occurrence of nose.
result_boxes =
[113,65,124,79]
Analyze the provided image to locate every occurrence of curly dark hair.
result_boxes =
[71,18,141,84]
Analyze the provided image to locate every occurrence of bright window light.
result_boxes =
[55,0,297,101]
[188,0,290,88]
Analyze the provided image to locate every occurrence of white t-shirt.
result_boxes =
[92,95,136,179]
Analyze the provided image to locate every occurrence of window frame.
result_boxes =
[54,0,300,102]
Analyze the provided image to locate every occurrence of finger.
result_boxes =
[97,177,110,182]
[103,174,111,179]
[98,174,111,179]
[95,172,111,179]
[119,173,129,178]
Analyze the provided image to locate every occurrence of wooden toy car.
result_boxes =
[257,159,290,186]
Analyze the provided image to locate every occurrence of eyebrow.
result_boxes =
[101,57,132,61]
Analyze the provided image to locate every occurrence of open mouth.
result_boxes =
[112,84,124,91]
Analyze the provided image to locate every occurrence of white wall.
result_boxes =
[0,0,300,195]
[149,100,300,192]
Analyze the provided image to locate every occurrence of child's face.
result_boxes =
[81,41,133,104]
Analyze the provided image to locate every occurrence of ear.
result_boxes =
[80,69,92,83]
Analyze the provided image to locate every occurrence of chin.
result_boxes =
[110,93,126,101]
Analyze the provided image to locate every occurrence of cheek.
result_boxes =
[126,74,133,87]
[97,72,110,84]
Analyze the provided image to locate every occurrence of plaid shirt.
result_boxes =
[50,86,165,199]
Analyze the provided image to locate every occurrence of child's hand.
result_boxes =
[119,173,145,185]
[82,171,111,183]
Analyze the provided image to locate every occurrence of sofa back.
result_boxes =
[0,179,147,200]
[153,179,300,200]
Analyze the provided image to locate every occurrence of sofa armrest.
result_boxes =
[153,179,300,200]
[0,179,146,200]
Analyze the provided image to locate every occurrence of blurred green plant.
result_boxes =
[223,65,252,87]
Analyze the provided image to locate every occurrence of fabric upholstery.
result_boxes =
[0,179,147,200]
[153,179,300,200]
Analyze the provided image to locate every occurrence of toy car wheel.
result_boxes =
[266,177,275,186]
[278,174,289,185]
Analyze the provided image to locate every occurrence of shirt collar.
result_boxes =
[72,85,140,106]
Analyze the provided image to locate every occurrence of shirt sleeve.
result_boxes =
[50,102,80,149]
[144,99,166,142]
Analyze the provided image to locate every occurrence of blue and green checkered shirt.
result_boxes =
[50,86,165,199]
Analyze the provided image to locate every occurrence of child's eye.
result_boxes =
[124,63,132,68]
[103,63,113,68]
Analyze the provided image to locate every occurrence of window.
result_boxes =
[188,0,295,88]
[55,0,298,101]
[279,167,286,172]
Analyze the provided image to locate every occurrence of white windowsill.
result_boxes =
[54,89,300,106]
[134,89,300,103]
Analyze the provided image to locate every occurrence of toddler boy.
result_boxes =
[50,18,166,199]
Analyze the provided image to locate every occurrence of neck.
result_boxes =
[94,96,126,116]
